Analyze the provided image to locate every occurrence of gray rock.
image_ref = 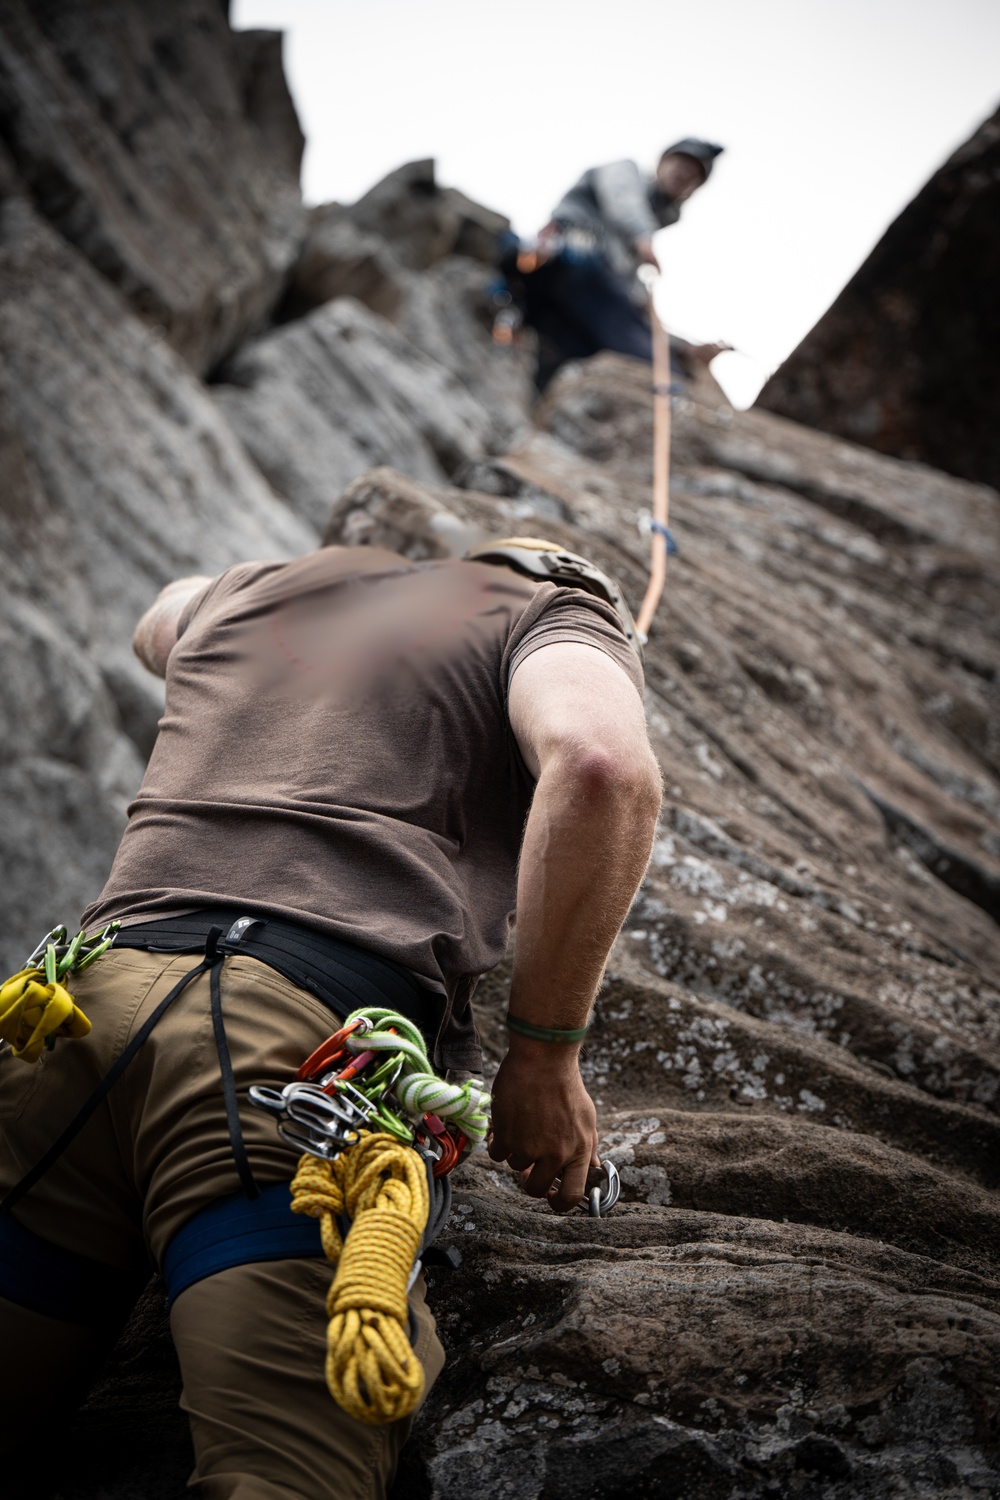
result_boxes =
[0,0,304,372]
[281,165,533,448]
[212,297,500,532]
[347,158,509,272]
[323,467,487,560]
[233,27,306,182]
[401,256,534,453]
[756,105,1000,492]
[0,194,313,973]
[65,345,1000,1499]
[412,1158,1000,1500]
[1,35,998,1483]
[282,207,407,323]
[284,158,511,322]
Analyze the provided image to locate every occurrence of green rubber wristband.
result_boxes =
[505,1013,589,1044]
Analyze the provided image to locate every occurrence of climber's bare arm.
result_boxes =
[489,642,661,1212]
[132,576,214,678]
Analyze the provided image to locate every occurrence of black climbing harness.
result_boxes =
[0,910,432,1218]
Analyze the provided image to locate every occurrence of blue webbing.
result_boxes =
[0,1186,326,1319]
[0,1213,145,1325]
[162,1182,323,1306]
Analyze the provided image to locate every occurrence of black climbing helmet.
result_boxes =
[660,138,724,180]
[465,537,641,657]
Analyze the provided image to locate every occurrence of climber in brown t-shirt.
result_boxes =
[0,541,661,1499]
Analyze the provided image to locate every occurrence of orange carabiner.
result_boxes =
[422,1114,467,1176]
[296,1019,365,1081]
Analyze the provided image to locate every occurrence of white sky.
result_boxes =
[233,0,999,406]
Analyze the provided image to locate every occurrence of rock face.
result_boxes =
[0,187,314,978]
[211,296,506,533]
[0,0,304,372]
[273,159,532,450]
[58,362,1000,1499]
[416,1157,1000,1500]
[757,105,1000,492]
[2,9,999,1498]
[363,365,998,1498]
[0,21,314,979]
[284,158,510,319]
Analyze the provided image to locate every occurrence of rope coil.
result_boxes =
[343,1008,491,1144]
[291,1132,430,1425]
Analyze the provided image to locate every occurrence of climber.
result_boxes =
[0,538,661,1498]
[508,137,727,389]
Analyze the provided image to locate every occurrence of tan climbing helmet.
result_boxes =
[464,537,641,656]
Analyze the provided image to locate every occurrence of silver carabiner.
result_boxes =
[284,1088,371,1137]
[249,1079,377,1161]
[586,1159,621,1218]
[277,1118,361,1160]
[247,1083,290,1117]
[24,926,68,970]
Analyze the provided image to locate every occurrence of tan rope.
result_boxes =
[635,285,673,639]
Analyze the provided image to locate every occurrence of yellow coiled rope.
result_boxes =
[290,1131,430,1425]
[0,968,91,1062]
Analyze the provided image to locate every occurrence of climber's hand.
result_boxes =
[487,1039,599,1213]
[634,236,660,272]
[688,341,734,365]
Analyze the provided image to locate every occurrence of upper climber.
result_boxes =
[513,137,725,388]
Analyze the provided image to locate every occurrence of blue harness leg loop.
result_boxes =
[0,1185,329,1319]
[0,1213,146,1325]
[162,1182,325,1306]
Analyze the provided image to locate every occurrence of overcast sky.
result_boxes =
[233,0,999,406]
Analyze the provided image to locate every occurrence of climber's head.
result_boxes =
[656,138,724,203]
[465,537,640,656]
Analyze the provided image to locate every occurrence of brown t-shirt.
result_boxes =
[83,547,644,1067]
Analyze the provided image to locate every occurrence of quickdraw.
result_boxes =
[249,1007,489,1170]
[0,922,120,1063]
[249,1006,490,1426]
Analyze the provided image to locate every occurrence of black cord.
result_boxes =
[209,956,259,1201]
[418,1150,452,1253]
[0,956,212,1217]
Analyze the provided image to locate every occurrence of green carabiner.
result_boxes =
[56,928,87,980]
[76,922,121,971]
[371,1102,414,1143]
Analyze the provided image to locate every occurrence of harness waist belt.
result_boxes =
[0,912,435,1221]
[113,907,432,1034]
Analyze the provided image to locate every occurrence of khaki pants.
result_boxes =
[0,949,445,1498]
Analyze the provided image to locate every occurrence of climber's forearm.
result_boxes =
[508,746,660,1032]
[490,641,659,1211]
